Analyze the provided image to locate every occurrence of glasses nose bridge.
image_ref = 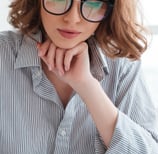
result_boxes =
[70,0,83,14]
[64,0,83,22]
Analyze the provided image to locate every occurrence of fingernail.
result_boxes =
[36,43,42,56]
[36,42,41,49]
[48,65,52,71]
[65,66,69,71]
[38,50,42,57]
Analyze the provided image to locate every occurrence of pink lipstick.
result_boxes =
[58,29,81,39]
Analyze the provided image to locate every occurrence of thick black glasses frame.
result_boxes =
[42,0,114,23]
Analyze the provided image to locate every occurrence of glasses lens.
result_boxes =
[82,0,108,22]
[44,0,71,14]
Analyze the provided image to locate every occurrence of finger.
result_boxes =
[64,50,73,71]
[55,48,65,76]
[37,39,51,57]
[64,42,88,71]
[45,43,56,71]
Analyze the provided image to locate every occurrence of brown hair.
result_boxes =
[8,0,148,59]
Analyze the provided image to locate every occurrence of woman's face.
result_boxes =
[40,0,100,49]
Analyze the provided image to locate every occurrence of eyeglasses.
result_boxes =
[42,0,114,22]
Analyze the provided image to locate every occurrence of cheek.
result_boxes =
[40,8,55,35]
[85,23,100,37]
[41,9,48,31]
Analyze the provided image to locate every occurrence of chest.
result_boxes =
[0,92,106,154]
[0,67,108,154]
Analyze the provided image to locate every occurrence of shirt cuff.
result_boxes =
[105,111,157,153]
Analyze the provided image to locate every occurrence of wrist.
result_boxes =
[71,75,98,94]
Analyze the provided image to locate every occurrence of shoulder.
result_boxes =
[0,30,23,57]
[0,30,23,47]
[105,56,141,76]
[0,31,24,68]
[0,30,23,51]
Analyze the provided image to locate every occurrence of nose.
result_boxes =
[63,1,82,23]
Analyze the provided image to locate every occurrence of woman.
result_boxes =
[0,0,158,153]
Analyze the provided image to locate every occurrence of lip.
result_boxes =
[58,29,81,39]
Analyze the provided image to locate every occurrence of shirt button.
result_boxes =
[60,129,67,136]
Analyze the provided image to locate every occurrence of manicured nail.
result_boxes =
[48,65,52,71]
[38,50,42,57]
[36,42,41,49]
[65,66,69,71]
[36,43,43,56]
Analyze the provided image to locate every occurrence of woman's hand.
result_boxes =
[37,39,93,88]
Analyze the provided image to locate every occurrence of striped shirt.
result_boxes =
[0,31,158,154]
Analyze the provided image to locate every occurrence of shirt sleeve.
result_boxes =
[106,59,158,154]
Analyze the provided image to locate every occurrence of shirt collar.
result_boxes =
[88,36,109,81]
[14,32,109,81]
[14,32,42,69]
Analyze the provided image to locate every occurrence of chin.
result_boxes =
[53,40,79,49]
